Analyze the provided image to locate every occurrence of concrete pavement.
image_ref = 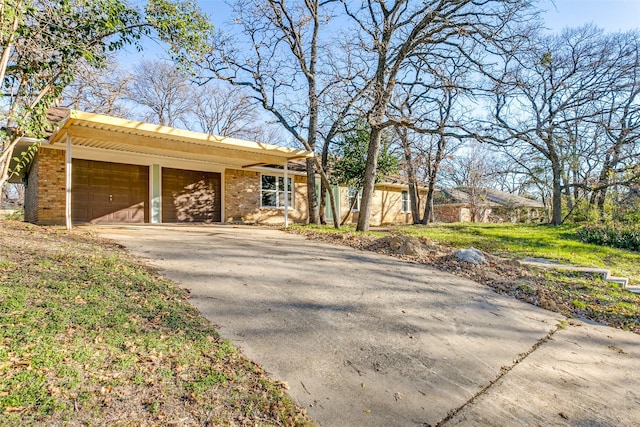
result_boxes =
[93,225,640,426]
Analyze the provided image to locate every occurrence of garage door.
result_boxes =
[162,168,221,223]
[72,159,149,223]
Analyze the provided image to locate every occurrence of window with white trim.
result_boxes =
[261,174,293,208]
[401,190,410,213]
[348,187,362,211]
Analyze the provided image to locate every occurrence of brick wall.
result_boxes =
[24,147,66,224]
[224,168,308,224]
[433,205,463,223]
[432,205,497,223]
[339,186,418,226]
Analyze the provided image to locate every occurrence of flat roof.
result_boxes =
[46,110,314,168]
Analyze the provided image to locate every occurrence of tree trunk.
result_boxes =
[422,182,437,225]
[305,158,320,224]
[319,181,327,224]
[310,155,340,229]
[0,2,21,88]
[408,181,419,223]
[596,188,607,221]
[319,137,331,225]
[398,128,420,223]
[421,133,446,224]
[356,125,383,231]
[551,164,563,225]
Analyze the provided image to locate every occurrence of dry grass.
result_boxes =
[0,220,312,426]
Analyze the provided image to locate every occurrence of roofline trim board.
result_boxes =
[47,110,314,163]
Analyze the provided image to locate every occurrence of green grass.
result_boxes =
[393,223,640,284]
[0,220,311,426]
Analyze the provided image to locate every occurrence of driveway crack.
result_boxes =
[435,321,564,426]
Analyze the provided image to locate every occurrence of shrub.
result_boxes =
[3,208,24,221]
[577,224,640,252]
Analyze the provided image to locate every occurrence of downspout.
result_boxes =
[284,160,289,228]
[65,134,72,230]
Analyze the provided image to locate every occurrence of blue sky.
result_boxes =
[541,0,640,32]
[124,0,640,63]
[196,1,640,32]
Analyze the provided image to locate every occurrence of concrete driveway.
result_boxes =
[93,225,640,426]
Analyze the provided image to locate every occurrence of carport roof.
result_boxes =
[47,110,314,168]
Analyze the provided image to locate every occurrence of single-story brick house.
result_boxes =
[11,109,423,228]
[10,109,314,228]
[432,187,546,223]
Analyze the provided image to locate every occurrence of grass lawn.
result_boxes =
[392,223,640,283]
[0,220,311,426]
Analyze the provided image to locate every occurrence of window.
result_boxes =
[401,190,410,213]
[261,174,293,208]
[348,187,362,211]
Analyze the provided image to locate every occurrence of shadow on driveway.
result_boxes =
[93,225,640,427]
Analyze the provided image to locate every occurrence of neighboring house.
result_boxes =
[432,187,545,223]
[9,109,313,227]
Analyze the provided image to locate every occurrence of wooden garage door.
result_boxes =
[162,168,221,223]
[72,159,149,224]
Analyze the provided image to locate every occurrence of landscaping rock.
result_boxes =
[454,247,486,264]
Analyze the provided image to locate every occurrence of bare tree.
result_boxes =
[589,31,640,220]
[390,58,471,224]
[205,0,348,226]
[189,82,284,143]
[488,25,626,225]
[441,141,497,222]
[339,0,535,231]
[61,58,133,117]
[191,83,257,137]
[128,59,195,127]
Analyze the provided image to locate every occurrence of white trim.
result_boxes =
[284,161,289,228]
[220,169,225,224]
[248,165,307,176]
[401,190,410,213]
[150,164,162,224]
[45,144,227,172]
[46,143,307,176]
[65,134,72,230]
[260,173,294,209]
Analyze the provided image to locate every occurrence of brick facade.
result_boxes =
[432,205,495,223]
[339,186,422,226]
[223,168,308,224]
[25,149,431,226]
[24,147,65,224]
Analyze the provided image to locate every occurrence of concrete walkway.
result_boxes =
[93,225,640,427]
[520,257,632,290]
